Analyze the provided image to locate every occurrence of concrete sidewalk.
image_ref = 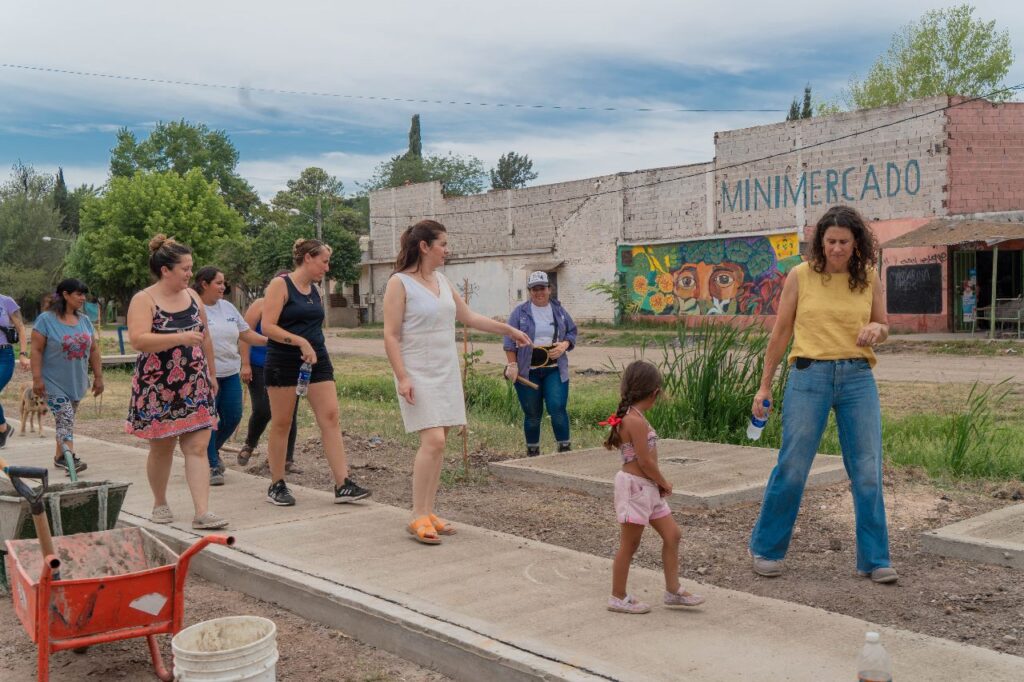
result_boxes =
[3,427,1023,681]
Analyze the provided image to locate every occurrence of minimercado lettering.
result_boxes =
[720,160,921,213]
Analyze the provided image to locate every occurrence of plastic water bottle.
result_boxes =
[857,631,893,682]
[296,362,312,397]
[746,399,771,440]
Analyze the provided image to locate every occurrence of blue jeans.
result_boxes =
[749,359,890,573]
[0,345,14,426]
[207,373,243,468]
[514,366,570,447]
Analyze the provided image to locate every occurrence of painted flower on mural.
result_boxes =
[649,292,671,314]
[633,276,649,296]
[656,272,674,293]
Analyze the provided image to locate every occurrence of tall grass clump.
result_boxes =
[642,320,788,444]
[884,380,1022,480]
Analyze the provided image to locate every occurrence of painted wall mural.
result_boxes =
[618,233,802,316]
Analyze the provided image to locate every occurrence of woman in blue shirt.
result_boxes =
[31,279,104,472]
[503,271,578,456]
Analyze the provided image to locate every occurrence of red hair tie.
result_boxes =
[599,414,622,427]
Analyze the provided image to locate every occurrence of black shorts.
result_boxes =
[264,344,334,387]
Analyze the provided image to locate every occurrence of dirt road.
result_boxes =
[326,336,1024,384]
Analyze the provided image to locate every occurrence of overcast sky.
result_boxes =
[1,1,1021,199]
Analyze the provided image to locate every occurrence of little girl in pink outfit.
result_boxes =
[603,361,705,614]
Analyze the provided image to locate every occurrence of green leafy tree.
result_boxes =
[66,169,244,307]
[490,151,539,190]
[0,163,67,310]
[271,166,365,235]
[109,120,262,229]
[252,215,361,287]
[847,4,1014,109]
[362,151,486,197]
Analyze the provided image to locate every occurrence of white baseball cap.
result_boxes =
[527,271,550,288]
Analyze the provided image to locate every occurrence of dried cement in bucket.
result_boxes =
[172,615,278,681]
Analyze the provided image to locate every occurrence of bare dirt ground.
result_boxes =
[234,433,1024,659]
[0,574,450,681]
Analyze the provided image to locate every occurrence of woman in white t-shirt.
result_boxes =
[193,267,267,485]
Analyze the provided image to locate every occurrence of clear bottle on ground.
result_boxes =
[296,361,312,397]
[857,631,893,682]
[746,399,771,440]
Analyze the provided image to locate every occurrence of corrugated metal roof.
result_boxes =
[881,218,1024,249]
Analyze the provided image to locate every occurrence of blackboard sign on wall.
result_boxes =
[886,264,943,314]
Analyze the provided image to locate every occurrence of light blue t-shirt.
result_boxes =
[530,303,556,346]
[33,311,95,401]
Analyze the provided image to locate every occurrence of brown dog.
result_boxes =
[19,384,47,437]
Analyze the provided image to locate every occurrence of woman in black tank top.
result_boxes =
[259,238,370,507]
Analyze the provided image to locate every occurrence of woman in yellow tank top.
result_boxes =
[749,205,897,584]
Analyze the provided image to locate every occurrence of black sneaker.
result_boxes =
[557,442,572,453]
[266,479,296,506]
[54,454,88,474]
[526,446,541,457]
[334,478,371,504]
[0,425,12,449]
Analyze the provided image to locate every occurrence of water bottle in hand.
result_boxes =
[857,631,893,682]
[296,362,312,397]
[747,399,771,441]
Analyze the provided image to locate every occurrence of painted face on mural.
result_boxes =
[673,262,746,312]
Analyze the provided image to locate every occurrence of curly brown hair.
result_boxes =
[604,361,662,450]
[809,205,878,293]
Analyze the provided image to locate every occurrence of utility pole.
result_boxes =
[316,196,329,327]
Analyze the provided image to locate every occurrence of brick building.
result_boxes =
[359,96,1024,333]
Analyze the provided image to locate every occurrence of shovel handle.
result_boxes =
[515,376,539,390]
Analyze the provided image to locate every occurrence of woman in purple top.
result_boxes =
[0,291,30,449]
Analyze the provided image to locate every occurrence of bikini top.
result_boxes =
[620,406,658,464]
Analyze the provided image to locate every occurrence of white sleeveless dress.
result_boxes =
[393,272,467,432]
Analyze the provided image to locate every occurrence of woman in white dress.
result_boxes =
[383,220,531,544]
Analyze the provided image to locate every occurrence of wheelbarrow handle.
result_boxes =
[4,466,49,514]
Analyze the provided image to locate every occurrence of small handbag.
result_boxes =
[530,345,555,369]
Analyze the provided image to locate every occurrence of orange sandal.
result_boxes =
[429,513,456,535]
[407,516,442,545]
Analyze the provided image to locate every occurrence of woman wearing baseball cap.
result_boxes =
[503,271,578,457]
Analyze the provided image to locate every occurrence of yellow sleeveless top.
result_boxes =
[788,262,877,368]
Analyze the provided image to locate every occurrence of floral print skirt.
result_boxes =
[125,344,217,439]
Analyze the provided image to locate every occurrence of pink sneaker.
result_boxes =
[664,587,705,608]
[607,594,651,614]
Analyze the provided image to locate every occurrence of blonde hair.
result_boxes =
[293,238,331,266]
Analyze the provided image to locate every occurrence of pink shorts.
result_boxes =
[614,471,671,525]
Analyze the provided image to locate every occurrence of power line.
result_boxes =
[0,62,786,114]
[368,84,1024,230]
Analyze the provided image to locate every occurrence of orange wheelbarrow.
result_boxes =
[2,463,234,681]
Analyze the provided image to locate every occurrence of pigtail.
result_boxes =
[602,397,632,450]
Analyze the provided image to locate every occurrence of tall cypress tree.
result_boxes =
[407,114,422,159]
[53,167,71,232]
[801,85,813,119]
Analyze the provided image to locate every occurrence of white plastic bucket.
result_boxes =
[171,615,278,681]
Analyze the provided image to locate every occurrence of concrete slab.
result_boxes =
[920,504,1024,570]
[490,439,848,508]
[3,422,1023,681]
